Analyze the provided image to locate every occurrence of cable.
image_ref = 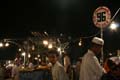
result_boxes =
[80,31,100,39]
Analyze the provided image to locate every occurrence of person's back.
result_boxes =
[80,50,103,80]
[80,37,105,80]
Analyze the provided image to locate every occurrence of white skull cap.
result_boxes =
[92,37,104,46]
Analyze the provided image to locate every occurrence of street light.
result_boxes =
[1,39,27,66]
[0,42,10,47]
[0,42,3,47]
[57,47,61,52]
[19,48,22,52]
[109,21,119,31]
[43,40,49,46]
[5,42,10,47]
[48,43,53,49]
[78,38,82,46]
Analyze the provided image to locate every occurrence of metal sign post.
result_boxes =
[100,27,104,65]
[93,6,111,65]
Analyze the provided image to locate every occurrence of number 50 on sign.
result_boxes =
[93,6,111,28]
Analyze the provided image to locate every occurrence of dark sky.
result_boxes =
[2,0,119,36]
[0,0,120,59]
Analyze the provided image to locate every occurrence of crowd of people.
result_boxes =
[0,37,120,80]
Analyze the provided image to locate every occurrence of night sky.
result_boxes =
[0,0,120,60]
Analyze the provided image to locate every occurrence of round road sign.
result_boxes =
[93,6,111,28]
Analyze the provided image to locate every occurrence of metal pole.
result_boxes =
[100,8,120,66]
[100,27,104,65]
[111,8,120,22]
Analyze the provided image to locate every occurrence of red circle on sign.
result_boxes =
[93,6,111,28]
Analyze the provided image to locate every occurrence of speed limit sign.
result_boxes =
[93,6,111,28]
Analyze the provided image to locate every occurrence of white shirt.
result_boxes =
[51,61,69,80]
[64,56,71,72]
[80,50,103,80]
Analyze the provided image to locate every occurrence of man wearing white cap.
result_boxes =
[80,37,105,80]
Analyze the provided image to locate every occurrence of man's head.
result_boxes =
[47,50,59,65]
[91,37,104,54]
[92,37,104,46]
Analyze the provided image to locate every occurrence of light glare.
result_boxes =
[110,22,118,30]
